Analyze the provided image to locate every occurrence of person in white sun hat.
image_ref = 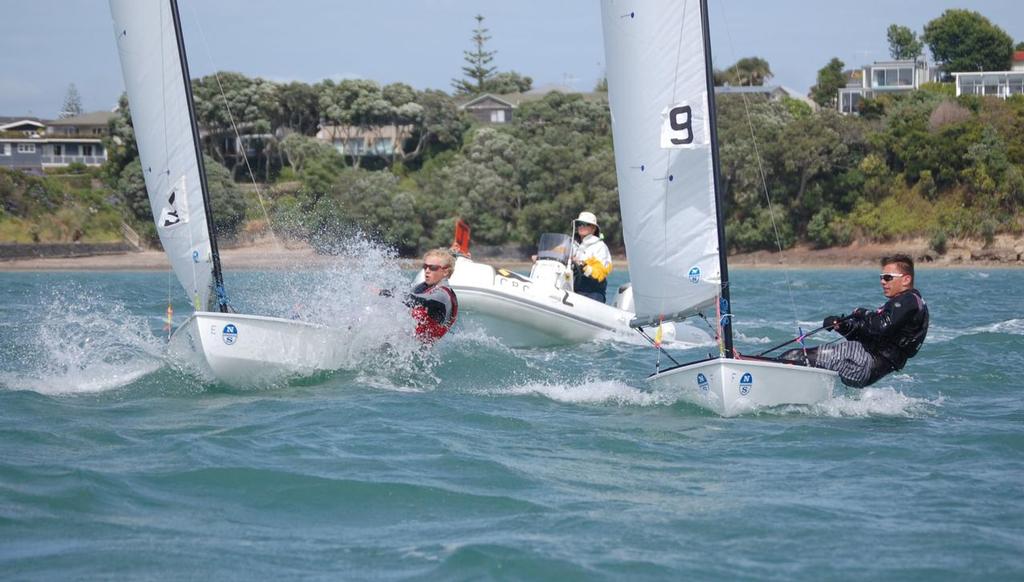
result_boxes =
[571,211,613,303]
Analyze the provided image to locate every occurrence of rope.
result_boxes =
[187,3,279,247]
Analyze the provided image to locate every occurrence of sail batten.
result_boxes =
[602,0,723,326]
[110,0,219,311]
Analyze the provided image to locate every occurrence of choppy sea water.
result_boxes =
[1,258,1022,580]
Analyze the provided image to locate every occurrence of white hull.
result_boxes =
[442,257,711,348]
[168,311,349,387]
[650,357,837,417]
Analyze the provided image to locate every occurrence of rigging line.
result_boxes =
[635,328,681,367]
[717,0,801,329]
[186,3,279,247]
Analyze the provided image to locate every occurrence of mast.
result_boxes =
[169,0,228,312]
[699,0,733,357]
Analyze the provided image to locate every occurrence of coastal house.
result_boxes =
[715,85,817,109]
[457,86,608,125]
[837,58,938,114]
[953,51,1024,99]
[315,124,411,157]
[0,111,115,173]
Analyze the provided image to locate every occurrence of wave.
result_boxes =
[0,285,166,395]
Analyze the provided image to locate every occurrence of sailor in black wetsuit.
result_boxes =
[781,254,929,387]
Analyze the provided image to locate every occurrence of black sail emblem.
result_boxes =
[162,189,182,227]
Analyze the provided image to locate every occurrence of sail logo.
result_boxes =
[222,324,238,345]
[696,373,709,392]
[688,267,701,284]
[739,372,753,396]
[159,176,190,229]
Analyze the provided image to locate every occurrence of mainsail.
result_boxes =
[601,0,728,330]
[109,0,225,311]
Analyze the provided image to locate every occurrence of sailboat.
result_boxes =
[109,0,351,386]
[600,0,837,416]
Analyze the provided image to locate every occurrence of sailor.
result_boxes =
[407,248,459,343]
[781,254,929,387]
[571,211,613,303]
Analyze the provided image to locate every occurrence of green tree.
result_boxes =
[923,10,1014,76]
[810,58,846,108]
[483,71,533,94]
[887,24,923,60]
[452,14,497,95]
[275,81,321,136]
[716,57,773,86]
[191,72,282,181]
[59,83,84,118]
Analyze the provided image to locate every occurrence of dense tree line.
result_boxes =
[5,8,1021,255]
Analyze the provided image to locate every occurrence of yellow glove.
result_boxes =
[583,257,612,282]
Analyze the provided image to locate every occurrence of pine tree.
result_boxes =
[59,83,84,118]
[452,15,496,95]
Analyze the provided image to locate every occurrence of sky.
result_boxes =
[2,0,1022,119]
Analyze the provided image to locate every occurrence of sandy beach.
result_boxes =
[1,236,1021,271]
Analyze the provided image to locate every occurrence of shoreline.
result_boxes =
[0,237,1021,272]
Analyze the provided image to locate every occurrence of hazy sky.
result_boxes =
[2,0,1022,118]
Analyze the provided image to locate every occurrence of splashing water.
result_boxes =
[0,285,165,395]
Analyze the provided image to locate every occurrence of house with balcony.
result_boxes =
[837,58,938,114]
[953,51,1024,99]
[0,111,115,173]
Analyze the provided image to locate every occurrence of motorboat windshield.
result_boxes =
[536,233,572,263]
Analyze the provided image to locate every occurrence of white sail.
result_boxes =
[110,0,218,310]
[601,0,722,326]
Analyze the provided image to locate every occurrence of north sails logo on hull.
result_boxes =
[688,266,701,284]
[739,372,753,396]
[696,373,709,392]
[222,324,238,345]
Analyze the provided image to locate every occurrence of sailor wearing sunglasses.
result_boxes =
[782,254,929,387]
[407,248,459,343]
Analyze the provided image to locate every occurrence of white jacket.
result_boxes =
[573,234,612,281]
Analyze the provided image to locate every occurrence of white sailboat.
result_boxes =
[600,0,837,416]
[428,233,711,348]
[109,0,350,386]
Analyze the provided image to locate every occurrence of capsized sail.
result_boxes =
[109,0,222,311]
[601,0,723,327]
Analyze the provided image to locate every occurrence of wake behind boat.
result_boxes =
[601,0,838,415]
[110,0,354,386]
[419,233,712,348]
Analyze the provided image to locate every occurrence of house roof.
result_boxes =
[47,111,117,127]
[1014,51,1024,62]
[456,88,607,109]
[0,118,46,131]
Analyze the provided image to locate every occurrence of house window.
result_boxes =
[1,143,10,156]
[82,144,94,157]
[345,138,365,155]
[52,144,62,156]
[490,109,506,123]
[17,143,36,153]
[374,138,393,154]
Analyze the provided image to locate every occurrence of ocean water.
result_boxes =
[1,260,1022,580]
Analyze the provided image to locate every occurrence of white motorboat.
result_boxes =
[110,0,353,386]
[600,0,838,415]
[420,233,712,348]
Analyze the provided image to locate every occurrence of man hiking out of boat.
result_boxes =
[780,254,929,387]
[407,248,459,343]
[571,211,613,303]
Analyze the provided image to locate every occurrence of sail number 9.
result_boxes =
[661,103,702,149]
[668,106,693,145]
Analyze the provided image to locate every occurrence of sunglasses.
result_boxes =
[423,263,446,272]
[879,272,906,282]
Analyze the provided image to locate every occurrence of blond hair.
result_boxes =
[423,248,455,271]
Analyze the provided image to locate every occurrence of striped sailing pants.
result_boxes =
[813,341,875,388]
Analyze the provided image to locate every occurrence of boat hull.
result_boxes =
[169,312,349,387]
[444,257,711,348]
[649,357,837,417]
